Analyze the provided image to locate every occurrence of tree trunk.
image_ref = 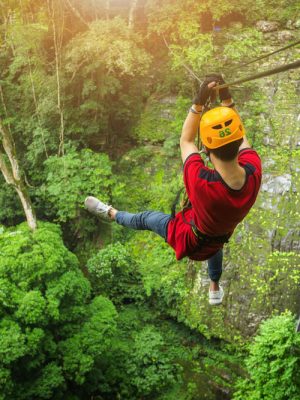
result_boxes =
[128,0,138,29]
[27,57,49,158]
[48,0,65,156]
[65,0,88,27]
[0,83,12,134]
[0,119,37,230]
[15,186,37,231]
[105,0,110,20]
[92,0,98,19]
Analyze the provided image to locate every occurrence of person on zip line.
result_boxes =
[85,75,262,305]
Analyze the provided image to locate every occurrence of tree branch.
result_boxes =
[64,0,89,27]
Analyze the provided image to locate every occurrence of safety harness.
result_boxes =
[171,188,231,249]
[181,205,231,249]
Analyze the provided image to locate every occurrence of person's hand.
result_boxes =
[192,76,218,106]
[193,74,232,105]
[209,73,232,101]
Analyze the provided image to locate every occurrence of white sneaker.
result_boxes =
[209,285,224,306]
[84,196,112,222]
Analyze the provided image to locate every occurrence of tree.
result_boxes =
[64,17,151,147]
[128,0,138,29]
[0,119,37,230]
[126,326,181,396]
[47,0,66,155]
[41,147,116,223]
[0,222,117,399]
[234,313,300,400]
[87,242,145,305]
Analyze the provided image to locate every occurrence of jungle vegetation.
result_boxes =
[0,1,299,399]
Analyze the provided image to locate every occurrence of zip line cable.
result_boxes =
[162,35,204,83]
[162,35,300,90]
[214,59,300,90]
[228,38,300,71]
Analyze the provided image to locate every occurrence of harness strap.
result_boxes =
[191,225,230,245]
[171,187,185,219]
[182,206,230,246]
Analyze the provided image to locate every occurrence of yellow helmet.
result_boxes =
[200,107,245,149]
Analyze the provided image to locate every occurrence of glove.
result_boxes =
[209,73,232,101]
[193,74,232,105]
[192,75,218,106]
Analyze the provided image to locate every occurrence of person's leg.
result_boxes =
[111,208,171,240]
[207,249,223,291]
[85,197,172,240]
[208,249,223,290]
[207,249,224,305]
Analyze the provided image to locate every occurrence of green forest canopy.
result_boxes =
[0,0,299,399]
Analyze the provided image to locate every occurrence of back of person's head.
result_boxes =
[200,107,245,161]
[208,138,243,161]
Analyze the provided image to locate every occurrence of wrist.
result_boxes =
[221,98,233,106]
[191,104,203,112]
[189,107,202,115]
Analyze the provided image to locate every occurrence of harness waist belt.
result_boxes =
[191,226,231,245]
[181,206,231,245]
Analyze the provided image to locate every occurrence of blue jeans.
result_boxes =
[116,211,171,240]
[207,249,223,283]
[115,210,223,282]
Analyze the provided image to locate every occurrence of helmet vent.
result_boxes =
[225,119,233,127]
[212,124,222,130]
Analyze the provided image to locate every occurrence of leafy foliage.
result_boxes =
[234,313,300,400]
[0,222,117,399]
[0,0,300,398]
[41,147,115,222]
[64,17,151,142]
[127,325,181,396]
[87,242,145,305]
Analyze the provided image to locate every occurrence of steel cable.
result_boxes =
[214,59,300,90]
[227,38,300,72]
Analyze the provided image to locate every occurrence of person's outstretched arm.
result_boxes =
[180,79,216,163]
[180,104,203,164]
